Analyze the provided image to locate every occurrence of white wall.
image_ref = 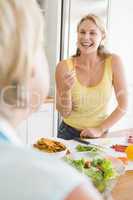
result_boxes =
[107,0,133,130]
[44,0,62,96]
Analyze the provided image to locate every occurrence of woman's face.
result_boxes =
[77,19,103,55]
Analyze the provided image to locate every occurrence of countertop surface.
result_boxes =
[35,129,133,199]
[62,130,133,200]
[112,170,133,200]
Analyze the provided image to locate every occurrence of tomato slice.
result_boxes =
[111,144,127,152]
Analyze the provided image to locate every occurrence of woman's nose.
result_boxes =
[83,33,90,39]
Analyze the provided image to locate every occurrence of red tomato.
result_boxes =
[111,144,127,152]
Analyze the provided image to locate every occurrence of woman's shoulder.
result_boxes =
[105,53,123,68]
[111,53,122,60]
[56,57,73,73]
[104,53,121,60]
[110,53,124,71]
[57,57,72,66]
[107,53,125,79]
[0,143,88,200]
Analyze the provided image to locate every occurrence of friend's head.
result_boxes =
[75,14,108,57]
[0,0,49,123]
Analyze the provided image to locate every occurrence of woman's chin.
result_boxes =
[81,47,98,55]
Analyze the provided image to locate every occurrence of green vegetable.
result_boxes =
[64,156,85,172]
[76,144,102,154]
[64,156,118,193]
[84,168,106,192]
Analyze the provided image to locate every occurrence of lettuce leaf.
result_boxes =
[64,156,118,193]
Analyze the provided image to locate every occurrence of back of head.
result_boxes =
[0,0,44,106]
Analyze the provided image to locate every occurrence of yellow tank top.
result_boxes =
[64,56,113,130]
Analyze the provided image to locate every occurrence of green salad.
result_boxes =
[64,156,118,192]
[76,144,103,155]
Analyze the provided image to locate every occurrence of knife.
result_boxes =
[73,137,90,145]
[73,137,106,150]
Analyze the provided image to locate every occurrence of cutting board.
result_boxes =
[112,170,133,200]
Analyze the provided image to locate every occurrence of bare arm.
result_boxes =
[55,61,75,117]
[65,184,102,200]
[99,54,128,132]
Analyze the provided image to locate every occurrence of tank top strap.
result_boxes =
[65,58,74,71]
[104,55,113,81]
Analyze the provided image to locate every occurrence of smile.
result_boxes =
[81,42,94,48]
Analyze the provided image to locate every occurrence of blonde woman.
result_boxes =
[56,14,128,139]
[0,1,102,200]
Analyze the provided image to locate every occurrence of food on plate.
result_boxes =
[64,156,118,193]
[33,138,66,153]
[111,144,127,152]
[125,145,133,161]
[76,144,104,154]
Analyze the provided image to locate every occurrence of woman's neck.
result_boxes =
[77,52,101,69]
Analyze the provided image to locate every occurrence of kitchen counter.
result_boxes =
[106,128,133,138]
[62,132,133,200]
[107,130,133,200]
[112,170,133,200]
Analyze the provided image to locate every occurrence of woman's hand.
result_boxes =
[56,62,76,117]
[61,70,76,92]
[80,127,104,138]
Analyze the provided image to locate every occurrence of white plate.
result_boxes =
[39,149,67,159]
[33,137,68,159]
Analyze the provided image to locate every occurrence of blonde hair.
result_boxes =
[0,0,44,106]
[75,14,110,58]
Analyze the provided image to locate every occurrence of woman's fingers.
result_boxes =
[64,70,76,80]
[80,130,90,138]
[80,128,102,138]
[66,76,75,84]
[80,129,94,138]
[63,71,76,90]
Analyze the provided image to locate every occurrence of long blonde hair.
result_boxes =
[74,14,110,58]
[0,0,44,106]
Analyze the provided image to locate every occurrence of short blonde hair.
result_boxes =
[75,14,110,58]
[0,0,44,105]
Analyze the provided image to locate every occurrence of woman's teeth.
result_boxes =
[81,42,93,47]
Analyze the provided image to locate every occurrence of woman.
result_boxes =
[0,2,102,200]
[56,14,128,140]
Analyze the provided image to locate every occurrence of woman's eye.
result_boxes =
[90,32,97,35]
[80,31,85,34]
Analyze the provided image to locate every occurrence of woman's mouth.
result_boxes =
[81,42,94,48]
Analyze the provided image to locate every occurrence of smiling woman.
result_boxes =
[56,13,128,140]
